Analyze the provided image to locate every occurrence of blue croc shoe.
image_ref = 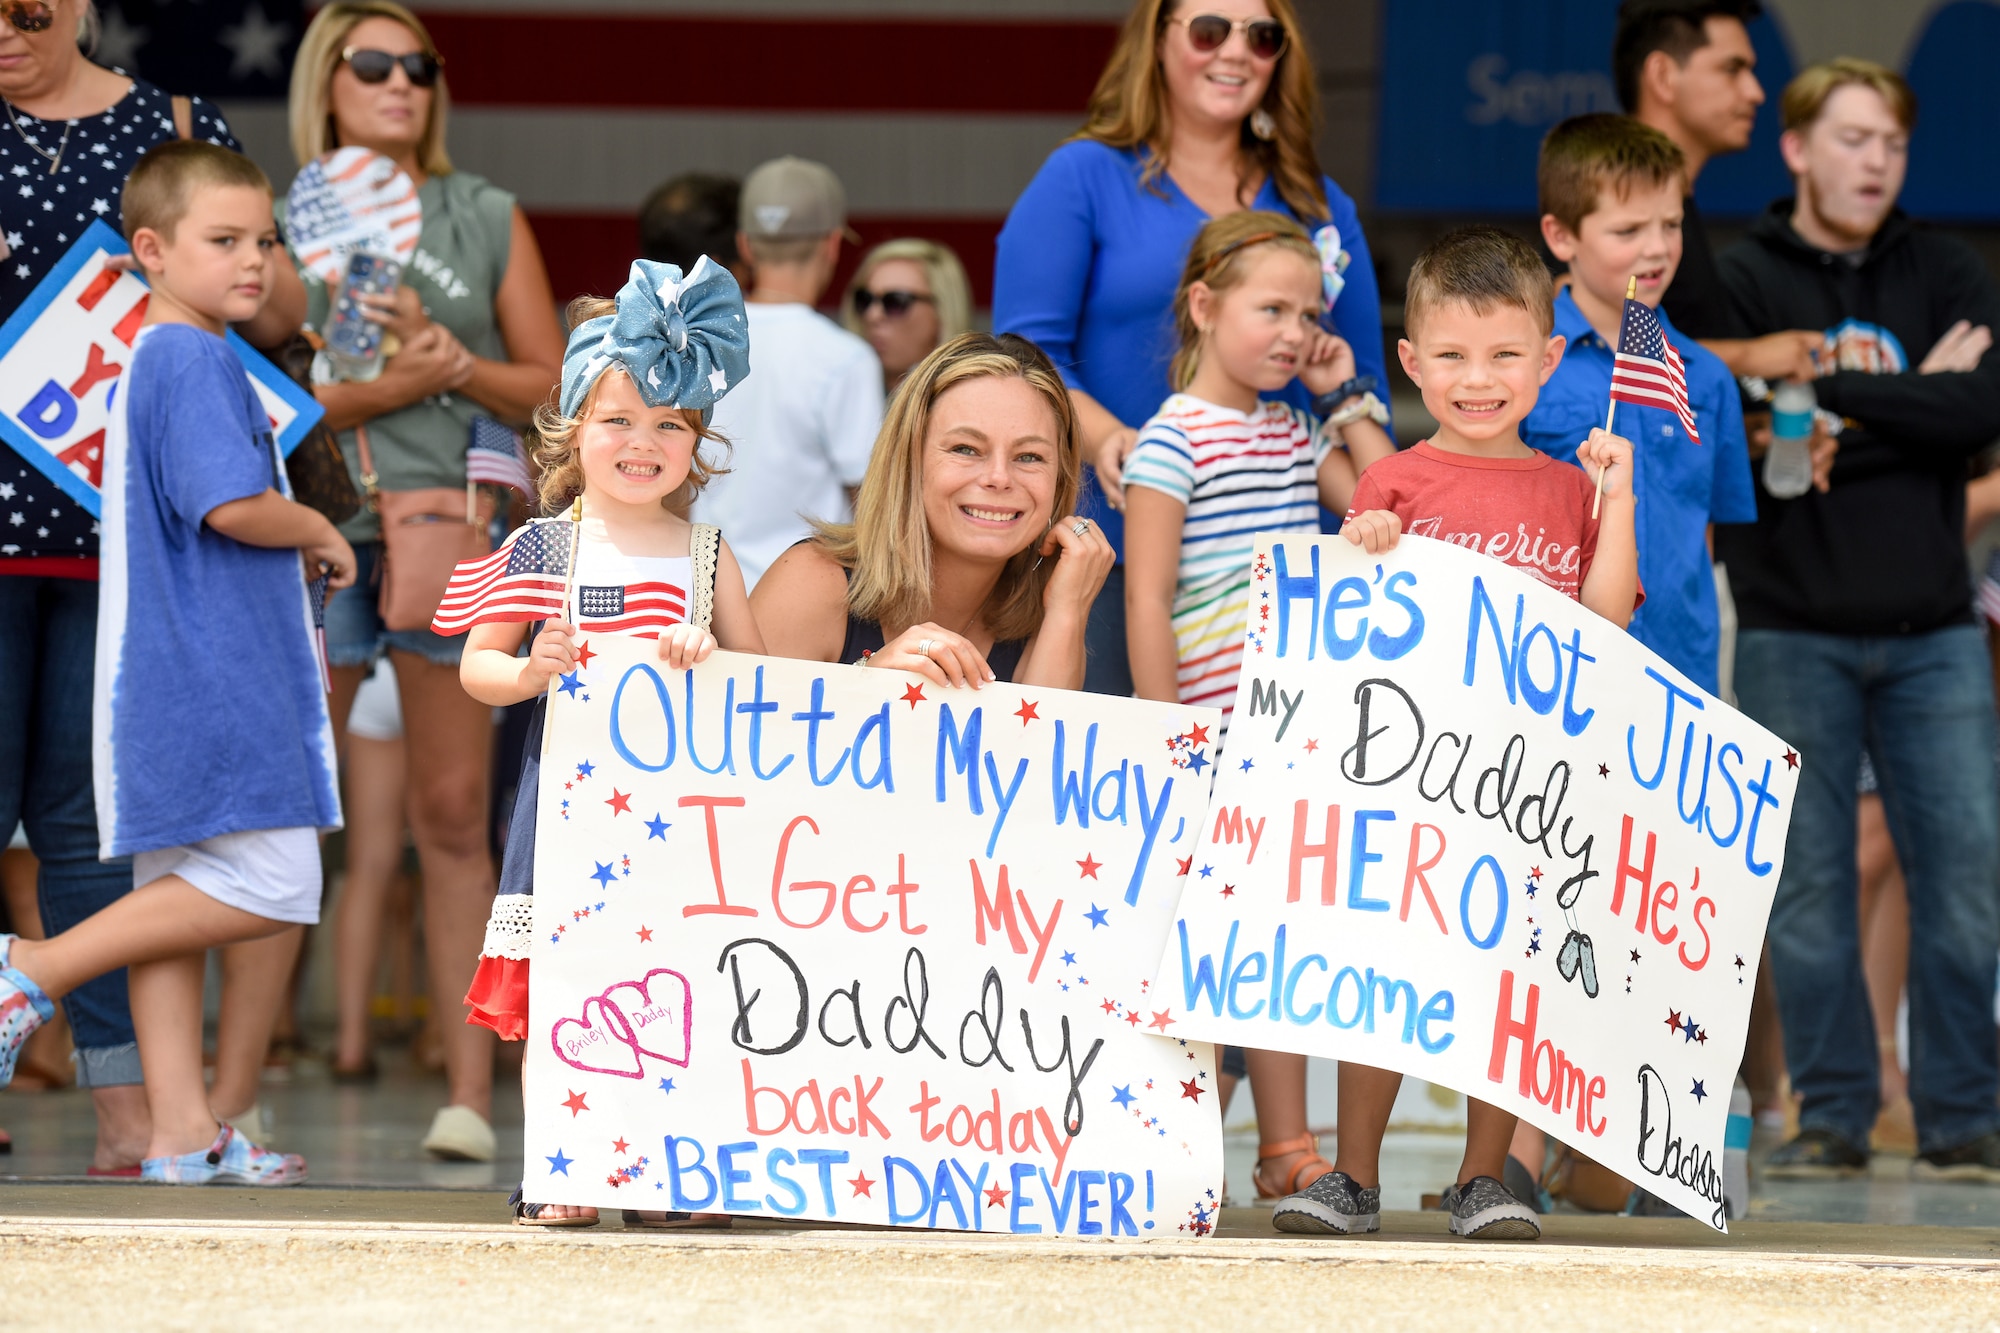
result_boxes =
[0,934,56,1090]
[142,1123,309,1186]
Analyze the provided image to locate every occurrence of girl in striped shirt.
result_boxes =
[1122,211,1396,1208]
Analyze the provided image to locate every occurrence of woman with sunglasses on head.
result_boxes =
[994,0,1390,1214]
[839,238,973,392]
[0,0,307,1178]
[285,0,564,1164]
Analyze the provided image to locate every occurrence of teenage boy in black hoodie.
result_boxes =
[1718,59,2000,1182]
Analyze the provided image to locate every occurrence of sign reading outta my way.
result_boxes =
[1159,534,1798,1230]
[526,642,1225,1236]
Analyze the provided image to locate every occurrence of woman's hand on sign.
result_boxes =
[1577,427,1636,502]
[1037,513,1116,623]
[1298,329,1357,399]
[658,622,718,671]
[1341,508,1402,553]
[525,621,578,692]
[302,528,357,590]
[872,623,994,690]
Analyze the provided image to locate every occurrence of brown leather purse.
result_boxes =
[354,424,494,632]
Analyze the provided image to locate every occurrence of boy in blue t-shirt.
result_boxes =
[0,142,352,1184]
[1524,114,1754,695]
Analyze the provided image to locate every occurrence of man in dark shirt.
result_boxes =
[1719,60,2000,1183]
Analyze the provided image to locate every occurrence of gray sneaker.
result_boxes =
[1443,1175,1542,1239]
[1272,1170,1380,1235]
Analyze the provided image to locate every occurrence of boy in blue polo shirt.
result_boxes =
[1525,113,1753,694]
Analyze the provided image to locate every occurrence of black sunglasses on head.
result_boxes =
[853,289,933,318]
[1166,13,1288,60]
[342,46,444,88]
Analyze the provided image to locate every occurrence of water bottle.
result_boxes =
[323,251,402,383]
[1762,379,1816,499]
[1724,1075,1753,1220]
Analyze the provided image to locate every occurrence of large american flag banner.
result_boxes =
[1610,297,1700,445]
[431,519,573,635]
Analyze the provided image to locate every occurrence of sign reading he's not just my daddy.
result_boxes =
[1159,534,1798,1230]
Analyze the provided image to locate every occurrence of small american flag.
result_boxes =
[1979,550,2000,627]
[1611,298,1700,445]
[306,573,330,693]
[466,418,533,497]
[431,520,573,635]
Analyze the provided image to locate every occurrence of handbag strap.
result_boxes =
[689,523,721,631]
[353,423,380,509]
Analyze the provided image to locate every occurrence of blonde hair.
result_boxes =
[1781,57,1917,134]
[289,1,453,175]
[530,296,730,517]
[1075,0,1327,224]
[839,239,974,345]
[812,333,1081,643]
[1170,210,1319,391]
[1405,226,1556,340]
[122,140,272,243]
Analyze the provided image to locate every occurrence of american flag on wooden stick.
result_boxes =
[1610,298,1700,445]
[466,417,533,497]
[431,520,572,635]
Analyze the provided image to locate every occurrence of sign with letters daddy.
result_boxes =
[525,642,1224,1236]
[1158,535,1797,1230]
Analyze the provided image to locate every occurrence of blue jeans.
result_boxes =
[1734,625,2000,1153]
[0,575,140,1086]
[322,540,467,669]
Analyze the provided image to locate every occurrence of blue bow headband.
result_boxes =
[559,257,751,424]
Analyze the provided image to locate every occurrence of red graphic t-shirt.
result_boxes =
[1347,441,1641,608]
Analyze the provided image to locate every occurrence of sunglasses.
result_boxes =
[853,289,933,318]
[1167,13,1288,61]
[341,46,445,88]
[1,2,55,34]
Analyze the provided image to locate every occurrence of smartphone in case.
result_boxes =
[324,251,403,381]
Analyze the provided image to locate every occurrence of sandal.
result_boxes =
[1254,1131,1337,1200]
[620,1209,732,1230]
[509,1185,599,1228]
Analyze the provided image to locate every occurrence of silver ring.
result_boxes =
[1072,519,1090,536]
[917,638,934,658]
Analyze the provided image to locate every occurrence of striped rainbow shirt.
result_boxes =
[1122,394,1331,732]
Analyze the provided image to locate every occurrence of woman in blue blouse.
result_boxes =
[993,0,1386,1208]
[993,0,1387,697]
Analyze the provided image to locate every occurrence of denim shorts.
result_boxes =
[323,540,467,669]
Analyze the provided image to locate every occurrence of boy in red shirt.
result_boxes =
[1272,226,1639,1241]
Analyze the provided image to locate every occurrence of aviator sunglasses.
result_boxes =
[1,2,55,34]
[853,288,934,318]
[341,45,445,88]
[1166,13,1289,60]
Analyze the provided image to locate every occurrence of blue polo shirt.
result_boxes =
[1522,288,1754,694]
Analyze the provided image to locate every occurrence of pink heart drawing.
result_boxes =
[602,968,693,1068]
[550,996,644,1079]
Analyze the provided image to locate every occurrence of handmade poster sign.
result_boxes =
[284,146,422,284]
[0,220,323,517]
[1157,535,1797,1230]
[524,642,1226,1236]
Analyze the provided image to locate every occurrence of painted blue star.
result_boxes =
[1240,758,1254,772]
[590,861,617,888]
[1525,884,1538,898]
[645,813,670,840]
[557,671,583,698]
[1690,1079,1707,1103]
[577,760,595,778]
[1187,750,1209,775]
[1681,1015,1700,1042]
[546,1150,573,1176]
[1528,938,1542,955]
[1111,1085,1135,1108]
[1199,865,1213,879]
[1060,951,1076,966]
[658,1077,676,1094]
[1084,903,1109,928]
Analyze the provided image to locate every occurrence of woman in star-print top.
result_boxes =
[0,0,305,1173]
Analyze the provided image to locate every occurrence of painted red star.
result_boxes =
[562,1090,589,1116]
[849,1171,874,1198]
[636,926,653,943]
[612,1138,629,1155]
[1101,999,1117,1015]
[1598,763,1611,777]
[1176,856,1193,876]
[984,1183,1009,1208]
[1696,1028,1709,1044]
[901,683,926,708]
[605,788,632,815]
[1149,1010,1175,1031]
[1186,723,1210,746]
[1530,866,1543,881]
[1303,738,1319,753]
[1180,1077,1205,1103]
[1124,1010,1143,1027]
[1664,1008,1682,1035]
[1783,748,1799,770]
[574,640,596,669]
[1077,854,1102,879]
[1015,699,1039,725]
[1220,884,1235,898]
